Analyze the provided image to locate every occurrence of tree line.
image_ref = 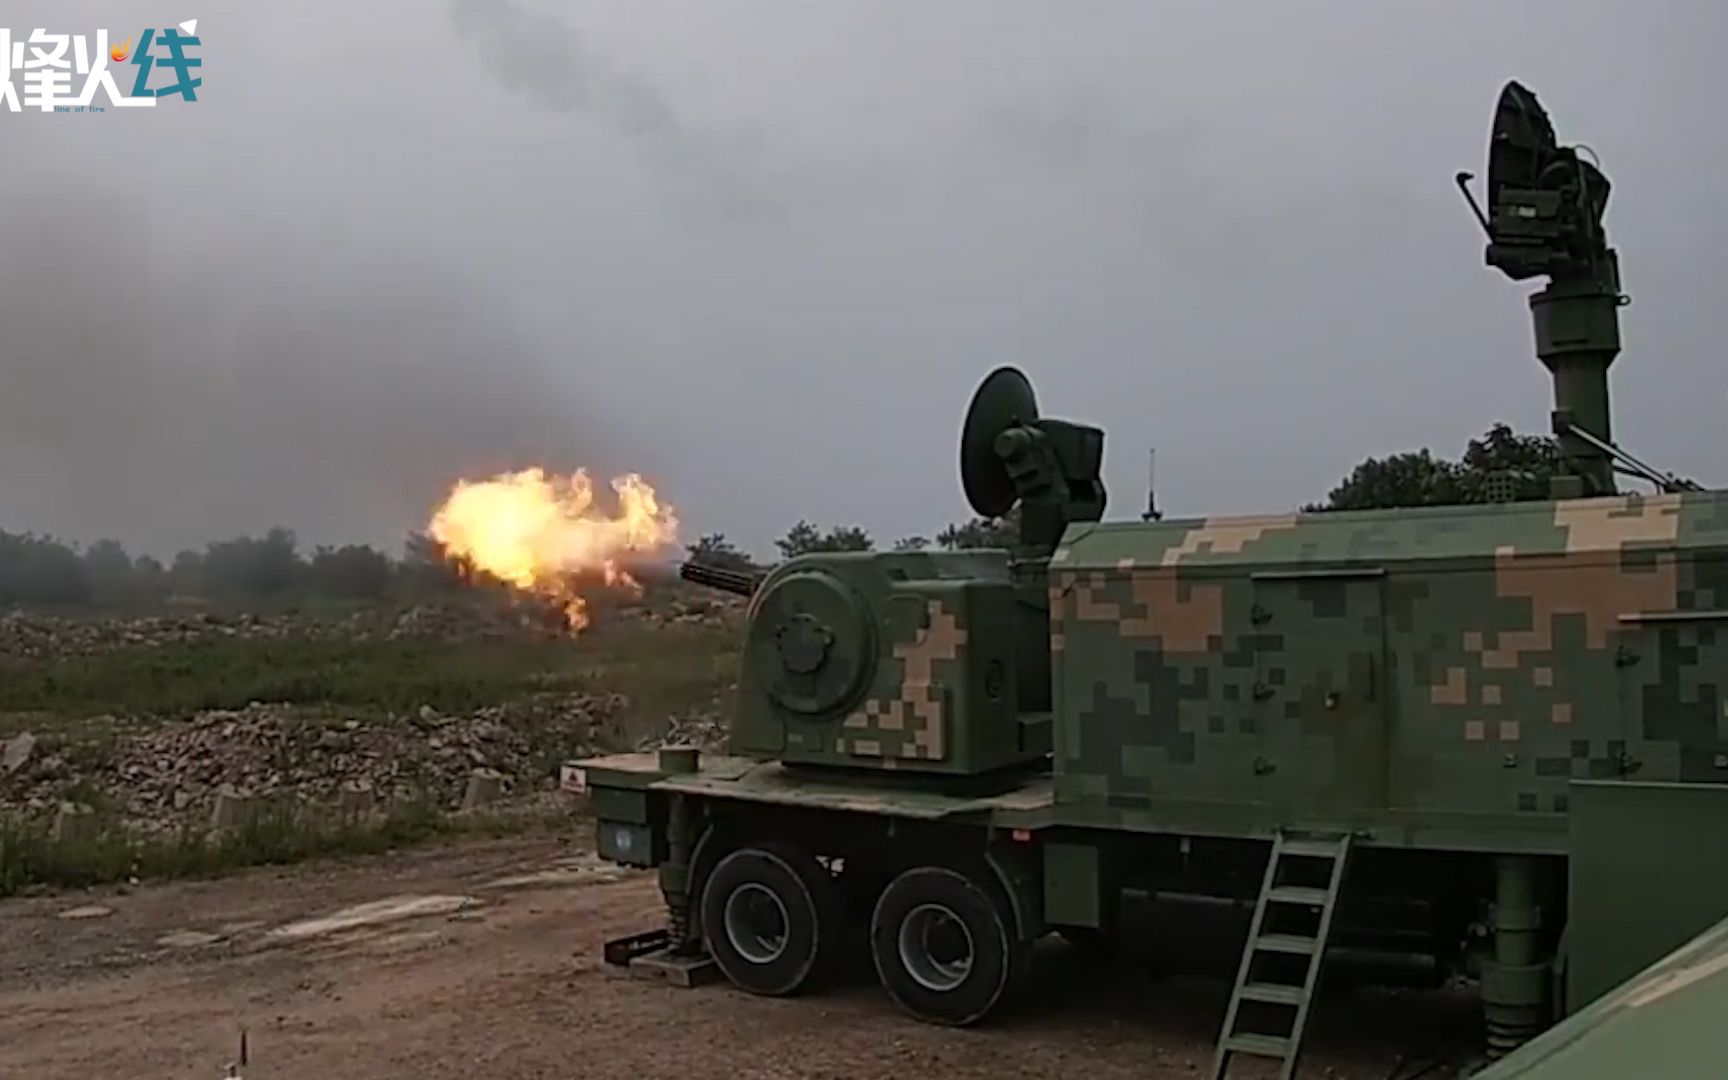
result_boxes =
[1304,423,1565,513]
[685,507,1023,572]
[0,511,1030,610]
[695,423,1569,569]
[1,422,1566,608]
[0,527,466,609]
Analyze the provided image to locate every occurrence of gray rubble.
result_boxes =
[0,590,741,832]
[635,711,730,753]
[0,694,635,831]
[0,593,741,661]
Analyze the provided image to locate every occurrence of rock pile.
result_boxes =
[0,610,324,660]
[0,693,629,831]
[0,605,568,660]
[635,710,730,752]
[630,593,748,629]
[0,590,743,835]
[0,593,738,661]
[381,603,568,642]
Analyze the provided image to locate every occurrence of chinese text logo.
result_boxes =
[1,18,201,114]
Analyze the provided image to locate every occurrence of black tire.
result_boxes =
[699,844,841,996]
[869,865,1026,1026]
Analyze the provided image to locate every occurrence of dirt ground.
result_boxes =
[0,829,1479,1080]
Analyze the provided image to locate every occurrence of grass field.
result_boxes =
[0,618,741,737]
[0,796,460,898]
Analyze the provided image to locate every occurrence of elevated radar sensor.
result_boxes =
[1457,80,1614,283]
[961,367,1041,519]
[1456,81,1699,497]
[956,366,1105,554]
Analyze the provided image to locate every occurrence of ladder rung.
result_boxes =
[1210,832,1353,1080]
[1239,982,1306,1006]
[1222,1033,1291,1059]
[1278,837,1346,859]
[1255,933,1318,955]
[1267,885,1330,907]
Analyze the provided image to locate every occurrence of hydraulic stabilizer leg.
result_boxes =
[659,747,702,954]
[1480,856,1551,1058]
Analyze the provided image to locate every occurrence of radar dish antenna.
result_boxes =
[1454,79,1614,283]
[1485,81,1559,226]
[960,366,1039,518]
[1452,79,1680,497]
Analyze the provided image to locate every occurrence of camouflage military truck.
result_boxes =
[571,81,1728,1079]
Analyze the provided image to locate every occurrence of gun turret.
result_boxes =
[679,560,764,598]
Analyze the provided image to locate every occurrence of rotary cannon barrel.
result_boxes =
[678,560,764,598]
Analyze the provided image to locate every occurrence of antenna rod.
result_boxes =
[1455,171,1492,237]
[1141,447,1162,522]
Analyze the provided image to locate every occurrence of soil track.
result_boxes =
[0,831,1477,1079]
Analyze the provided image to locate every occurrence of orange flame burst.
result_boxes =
[427,467,678,632]
[111,38,132,63]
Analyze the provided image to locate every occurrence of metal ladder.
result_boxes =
[1208,829,1354,1080]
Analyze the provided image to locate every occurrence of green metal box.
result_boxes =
[729,550,1034,776]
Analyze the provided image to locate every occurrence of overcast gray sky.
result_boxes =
[2,1,1724,561]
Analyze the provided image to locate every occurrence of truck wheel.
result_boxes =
[870,865,1025,1026]
[700,844,840,996]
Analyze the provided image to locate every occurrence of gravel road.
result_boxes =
[0,833,1477,1079]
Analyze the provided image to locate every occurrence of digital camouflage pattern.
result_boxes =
[837,598,965,763]
[729,549,1030,776]
[1049,490,1728,842]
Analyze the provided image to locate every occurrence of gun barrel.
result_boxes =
[679,560,763,598]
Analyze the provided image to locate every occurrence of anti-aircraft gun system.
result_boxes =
[573,80,1728,1078]
[714,366,1103,777]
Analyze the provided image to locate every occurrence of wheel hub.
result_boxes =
[723,882,790,964]
[898,902,975,992]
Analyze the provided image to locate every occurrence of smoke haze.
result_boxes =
[1,0,1724,561]
[449,0,773,223]
[0,183,622,557]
